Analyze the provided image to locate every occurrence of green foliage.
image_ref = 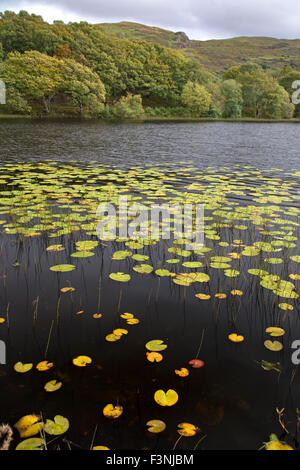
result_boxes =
[221,79,243,118]
[224,63,295,119]
[61,59,106,115]
[0,11,298,119]
[205,81,224,118]
[181,81,211,116]
[0,50,105,115]
[110,94,144,119]
[0,51,63,113]
[0,11,61,56]
[144,106,190,117]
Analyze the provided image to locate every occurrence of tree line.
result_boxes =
[0,10,299,119]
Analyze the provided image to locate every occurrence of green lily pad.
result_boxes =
[133,264,153,274]
[44,415,69,435]
[109,272,131,282]
[71,251,95,258]
[50,264,76,272]
[16,437,45,451]
[264,340,283,351]
[112,251,132,260]
[146,340,167,352]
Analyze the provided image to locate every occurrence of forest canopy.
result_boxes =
[0,10,298,119]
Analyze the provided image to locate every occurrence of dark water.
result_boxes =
[0,119,299,170]
[0,120,300,451]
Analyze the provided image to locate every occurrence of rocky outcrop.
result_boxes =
[174,31,190,48]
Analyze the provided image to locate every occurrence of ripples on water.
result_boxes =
[0,120,300,450]
[0,119,300,170]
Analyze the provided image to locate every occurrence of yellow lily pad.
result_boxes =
[14,362,33,373]
[146,420,166,433]
[72,355,92,367]
[14,415,43,438]
[44,380,62,392]
[103,404,123,419]
[154,389,178,407]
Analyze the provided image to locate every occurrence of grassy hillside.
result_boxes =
[97,22,300,72]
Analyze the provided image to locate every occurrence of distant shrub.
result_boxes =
[111,94,144,119]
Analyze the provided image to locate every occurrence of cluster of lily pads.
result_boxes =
[1,161,300,450]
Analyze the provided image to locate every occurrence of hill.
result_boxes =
[97,22,300,72]
[0,11,298,120]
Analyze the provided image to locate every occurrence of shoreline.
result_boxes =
[0,114,300,123]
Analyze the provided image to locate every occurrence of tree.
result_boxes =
[54,44,71,59]
[181,81,211,116]
[111,94,144,119]
[0,50,106,116]
[205,81,223,118]
[257,79,294,119]
[224,63,295,118]
[61,59,106,115]
[0,50,63,113]
[221,79,243,118]
[0,11,61,56]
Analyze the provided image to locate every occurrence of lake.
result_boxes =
[0,120,300,451]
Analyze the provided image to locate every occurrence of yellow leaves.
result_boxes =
[44,380,62,392]
[36,361,53,371]
[228,333,244,343]
[146,352,163,362]
[265,327,285,337]
[264,340,283,351]
[46,244,65,252]
[120,312,139,325]
[175,367,189,377]
[60,287,75,293]
[278,303,293,311]
[195,293,211,300]
[14,414,43,438]
[265,441,293,450]
[228,252,241,259]
[215,293,227,299]
[120,313,134,319]
[146,420,166,433]
[105,333,121,342]
[14,362,33,373]
[126,318,139,325]
[231,290,243,296]
[289,274,300,280]
[103,404,123,419]
[177,422,200,437]
[106,328,128,342]
[154,389,178,407]
[113,328,128,337]
[93,313,102,319]
[72,355,92,367]
[264,434,293,450]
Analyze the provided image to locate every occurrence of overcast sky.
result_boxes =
[1,0,300,40]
